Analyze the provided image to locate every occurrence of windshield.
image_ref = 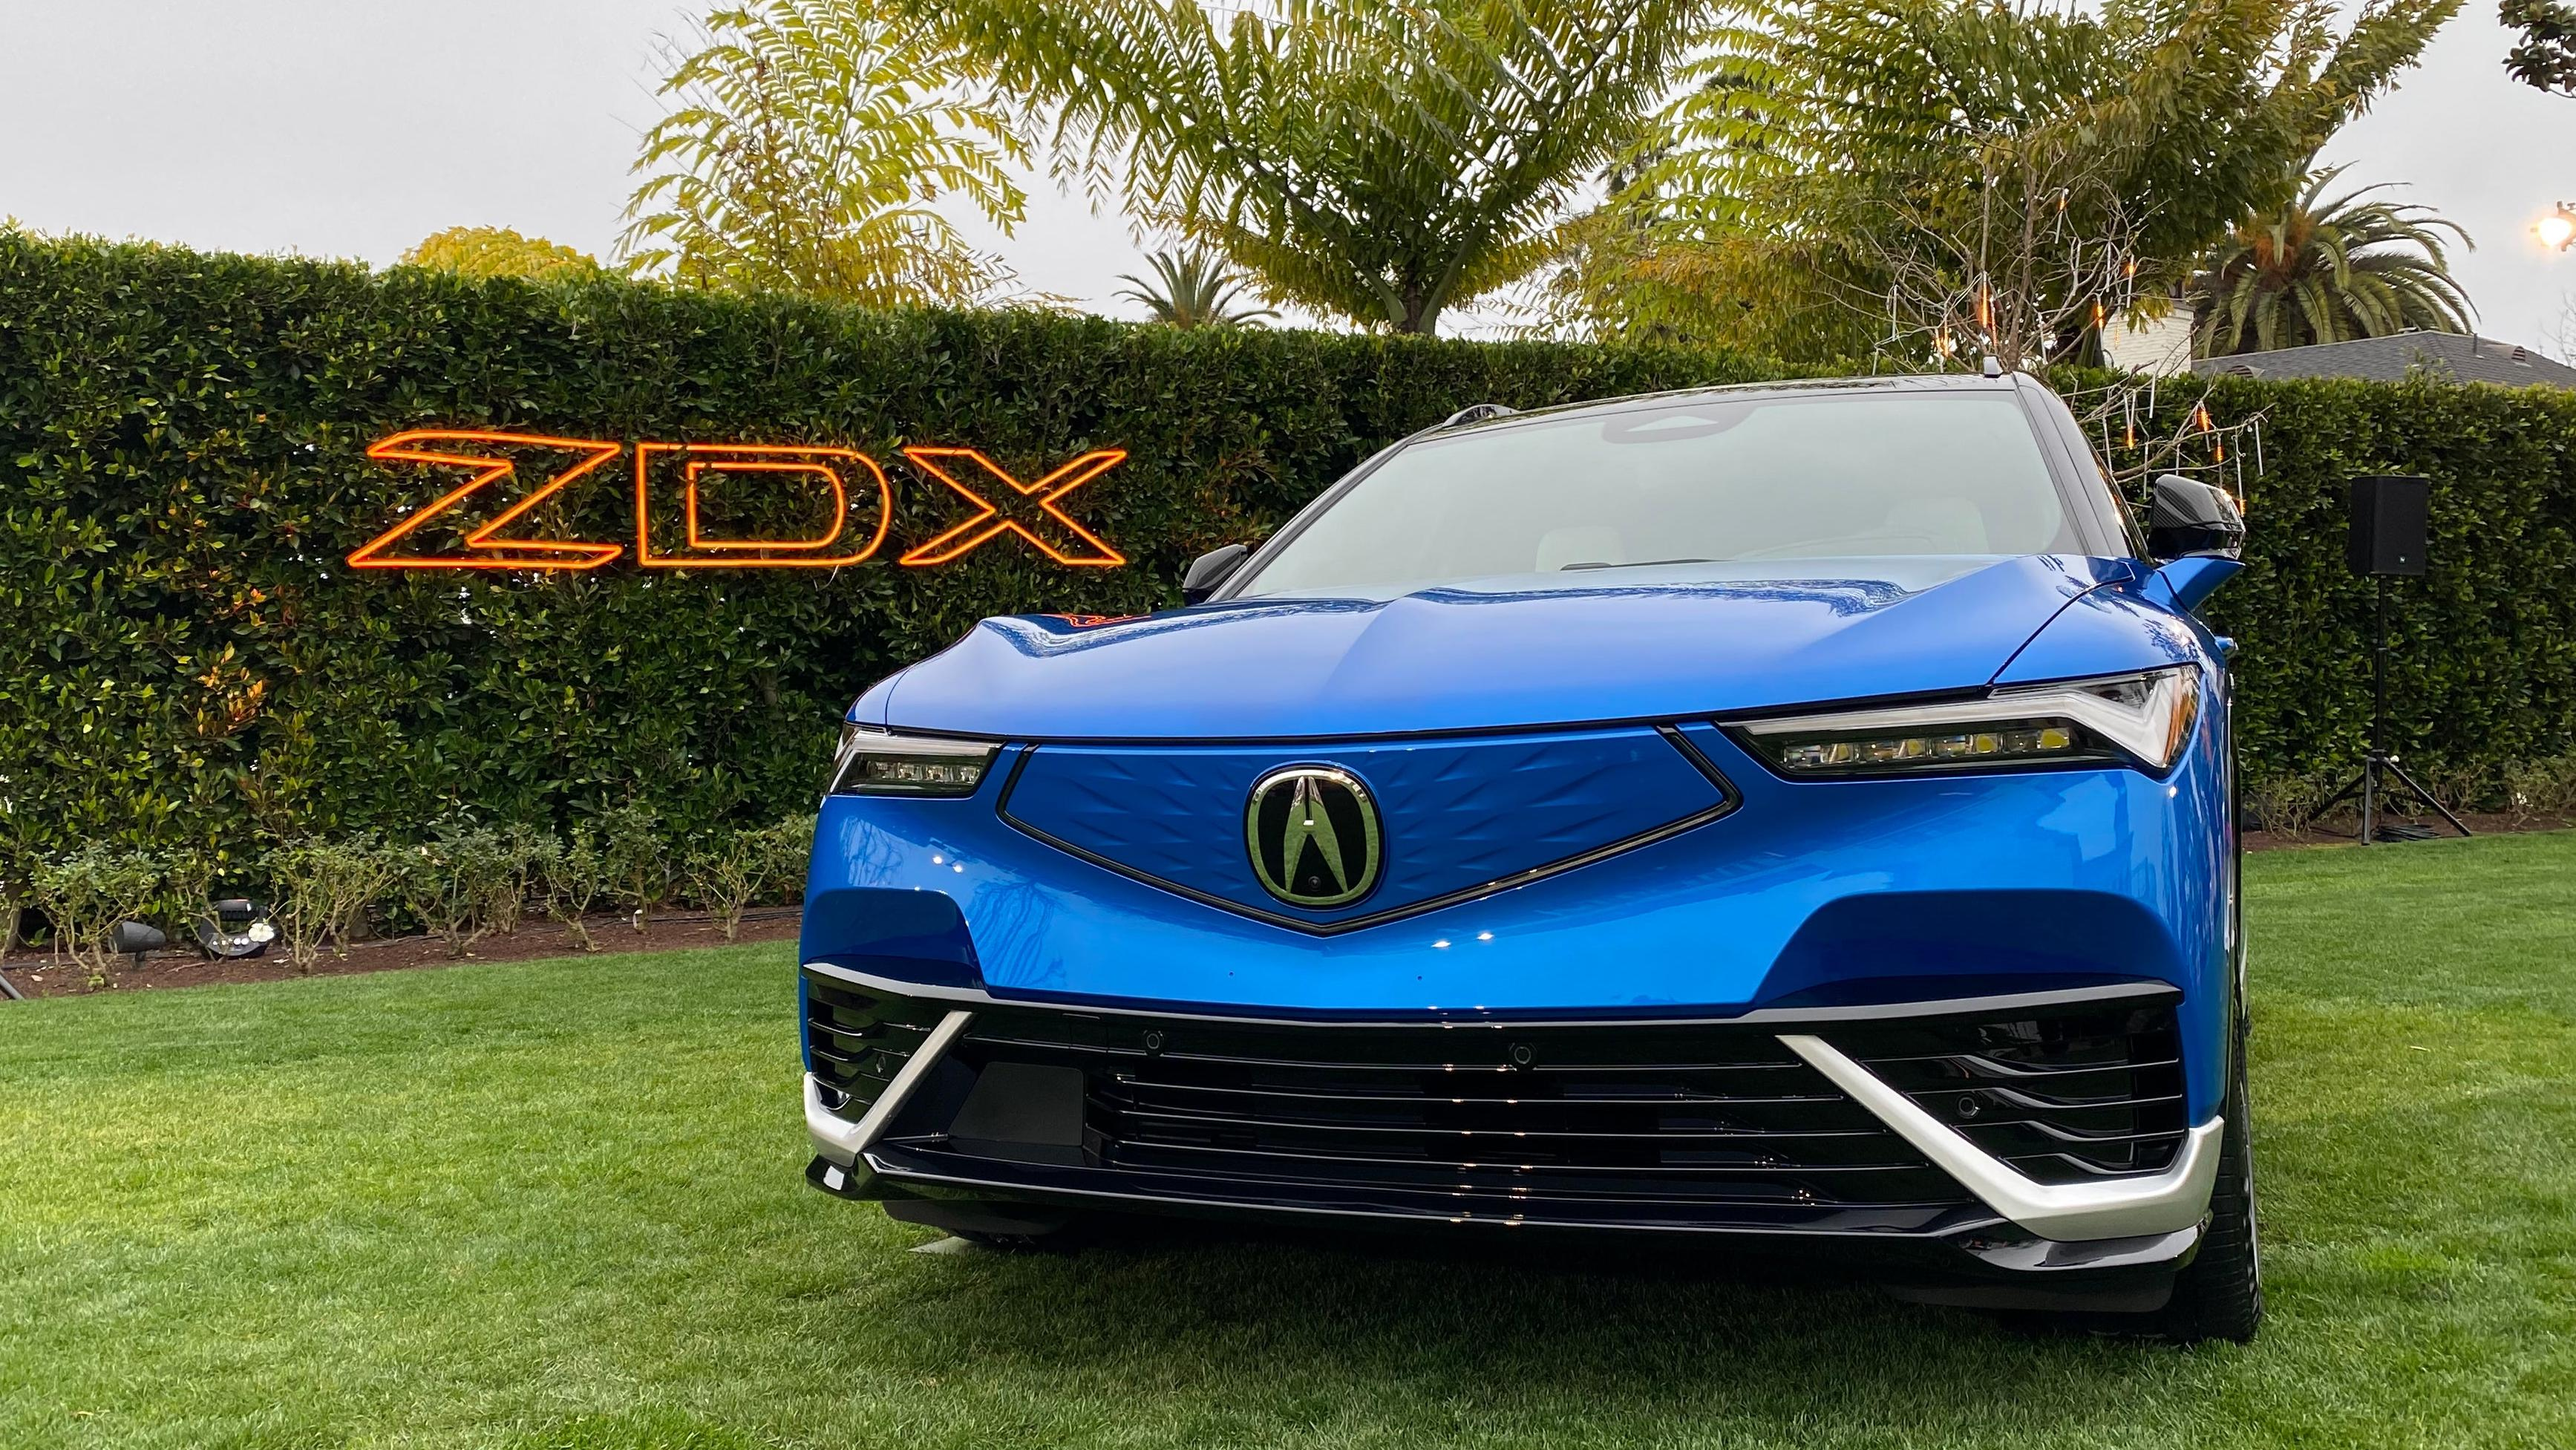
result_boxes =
[1233,391,2079,600]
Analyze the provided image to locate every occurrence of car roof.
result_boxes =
[1432,371,2020,437]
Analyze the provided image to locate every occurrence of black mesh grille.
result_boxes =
[1827,1007,2188,1184]
[902,1005,1981,1232]
[803,978,948,1113]
[802,971,2188,1235]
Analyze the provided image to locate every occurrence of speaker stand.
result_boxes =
[2318,575,2471,845]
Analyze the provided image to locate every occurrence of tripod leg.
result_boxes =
[2379,757,2474,837]
[2317,771,2365,815]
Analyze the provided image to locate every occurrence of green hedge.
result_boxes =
[1,233,2572,869]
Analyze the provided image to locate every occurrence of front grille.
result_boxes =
[803,978,949,1114]
[803,971,2188,1235]
[1830,1008,2188,1183]
[1076,1025,1963,1226]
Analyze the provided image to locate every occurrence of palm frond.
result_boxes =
[2190,160,2476,356]
[891,0,1705,333]
[1113,249,1280,327]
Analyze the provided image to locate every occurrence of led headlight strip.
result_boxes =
[1735,666,2200,777]
[827,725,1001,797]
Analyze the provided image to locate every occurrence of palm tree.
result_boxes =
[1114,251,1278,328]
[887,0,1707,335]
[2191,164,2474,357]
[621,0,1027,308]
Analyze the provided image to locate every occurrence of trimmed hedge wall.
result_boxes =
[1,234,2572,868]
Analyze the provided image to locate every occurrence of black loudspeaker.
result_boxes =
[2347,475,2429,576]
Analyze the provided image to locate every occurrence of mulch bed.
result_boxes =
[0,909,802,1001]
[7,814,2568,1002]
[2243,809,2572,853]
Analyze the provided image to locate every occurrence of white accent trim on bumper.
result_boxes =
[806,1009,975,1166]
[1779,1033,2223,1241]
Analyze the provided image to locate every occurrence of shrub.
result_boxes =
[0,842,29,962]
[27,847,166,976]
[394,826,523,958]
[2504,755,2576,824]
[265,836,403,971]
[485,823,551,936]
[599,804,670,933]
[539,830,607,951]
[684,814,815,940]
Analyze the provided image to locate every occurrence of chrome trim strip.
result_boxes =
[799,959,2177,1031]
[805,1009,973,1166]
[1779,1033,2223,1241]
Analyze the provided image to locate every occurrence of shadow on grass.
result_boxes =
[801,1212,2210,1433]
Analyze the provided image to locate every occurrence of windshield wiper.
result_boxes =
[1558,558,1714,571]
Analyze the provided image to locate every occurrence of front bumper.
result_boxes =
[800,964,2217,1292]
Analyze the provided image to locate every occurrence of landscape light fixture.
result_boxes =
[2540,202,2576,252]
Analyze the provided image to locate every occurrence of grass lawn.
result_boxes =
[4,833,2572,1450]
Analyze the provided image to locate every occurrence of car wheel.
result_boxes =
[2149,1029,2263,1344]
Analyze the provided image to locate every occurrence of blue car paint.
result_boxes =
[804,581,2233,1129]
[805,358,2244,1152]
[876,553,2140,739]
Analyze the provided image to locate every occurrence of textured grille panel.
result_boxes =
[997,727,1729,927]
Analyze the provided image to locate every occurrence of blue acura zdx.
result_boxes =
[797,371,2260,1342]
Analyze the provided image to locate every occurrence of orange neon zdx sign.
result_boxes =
[347,429,1127,571]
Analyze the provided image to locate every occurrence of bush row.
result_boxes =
[5,809,814,982]
[1,233,2572,881]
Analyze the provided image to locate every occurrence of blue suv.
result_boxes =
[798,372,2260,1343]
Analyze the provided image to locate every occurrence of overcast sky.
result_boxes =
[1,1,2569,350]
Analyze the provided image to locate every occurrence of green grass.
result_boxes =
[5,834,2574,1450]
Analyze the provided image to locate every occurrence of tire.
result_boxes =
[2150,1032,2263,1345]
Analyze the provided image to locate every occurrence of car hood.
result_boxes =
[879,554,2136,740]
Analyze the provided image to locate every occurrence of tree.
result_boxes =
[622,0,1027,307]
[400,226,601,281]
[1114,249,1278,327]
[893,0,1707,335]
[1563,0,2462,366]
[2503,0,2576,92]
[2190,163,2474,356]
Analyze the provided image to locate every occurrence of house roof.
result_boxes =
[2189,332,2576,389]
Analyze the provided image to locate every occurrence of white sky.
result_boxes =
[1,1,2569,349]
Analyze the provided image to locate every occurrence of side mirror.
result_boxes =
[1181,543,1251,604]
[2147,473,2244,562]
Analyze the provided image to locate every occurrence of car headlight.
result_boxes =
[827,725,1000,797]
[1735,666,2201,777]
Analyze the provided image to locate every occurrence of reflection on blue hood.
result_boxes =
[880,555,2142,739]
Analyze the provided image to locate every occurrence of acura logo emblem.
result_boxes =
[1244,765,1382,907]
